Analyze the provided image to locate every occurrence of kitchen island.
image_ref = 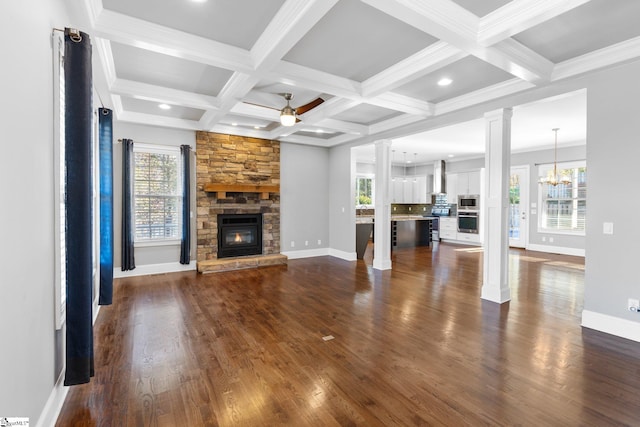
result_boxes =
[392,216,435,249]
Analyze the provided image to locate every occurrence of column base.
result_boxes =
[481,283,511,304]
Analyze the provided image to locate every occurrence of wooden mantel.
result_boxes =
[203,183,279,200]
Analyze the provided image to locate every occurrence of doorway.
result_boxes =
[509,165,529,248]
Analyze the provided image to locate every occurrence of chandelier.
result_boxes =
[539,128,571,186]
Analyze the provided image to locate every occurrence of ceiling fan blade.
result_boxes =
[295,97,324,115]
[242,100,280,111]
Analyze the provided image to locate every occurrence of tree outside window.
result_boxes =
[355,176,374,207]
[134,148,182,241]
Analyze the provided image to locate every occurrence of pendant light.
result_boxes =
[391,150,396,182]
[413,153,418,182]
[539,128,571,186]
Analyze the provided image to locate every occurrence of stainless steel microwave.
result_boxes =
[458,195,480,210]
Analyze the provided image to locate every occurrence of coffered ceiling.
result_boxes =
[78,0,640,150]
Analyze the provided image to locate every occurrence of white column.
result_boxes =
[482,108,512,303]
[373,140,392,270]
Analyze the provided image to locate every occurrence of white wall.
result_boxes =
[112,121,196,273]
[0,0,70,423]
[280,143,330,257]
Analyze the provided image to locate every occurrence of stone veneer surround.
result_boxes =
[196,131,280,262]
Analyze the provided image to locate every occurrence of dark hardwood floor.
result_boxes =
[57,243,640,426]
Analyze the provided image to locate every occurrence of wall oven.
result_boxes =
[458,211,479,234]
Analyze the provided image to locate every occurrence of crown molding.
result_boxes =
[435,78,534,116]
[368,92,434,116]
[111,79,220,111]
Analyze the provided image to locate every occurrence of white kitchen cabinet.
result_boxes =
[391,176,428,203]
[391,179,404,203]
[445,173,458,204]
[456,170,481,196]
[456,232,481,244]
[439,217,457,240]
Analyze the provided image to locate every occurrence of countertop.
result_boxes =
[356,215,439,223]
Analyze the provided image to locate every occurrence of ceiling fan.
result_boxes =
[244,93,324,127]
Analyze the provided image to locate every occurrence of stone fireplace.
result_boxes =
[195,132,285,273]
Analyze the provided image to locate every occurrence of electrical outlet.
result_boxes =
[628,298,639,312]
[423,207,426,211]
[542,236,546,242]
[393,206,397,211]
[317,239,321,245]
[305,240,309,246]
[409,207,412,211]
[291,241,295,248]
[549,237,554,243]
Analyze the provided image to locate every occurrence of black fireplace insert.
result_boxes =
[217,213,263,258]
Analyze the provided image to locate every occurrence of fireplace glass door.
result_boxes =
[217,213,263,258]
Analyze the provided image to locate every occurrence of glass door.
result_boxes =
[509,166,529,248]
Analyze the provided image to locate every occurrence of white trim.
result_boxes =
[134,239,181,248]
[281,248,330,259]
[35,371,69,427]
[114,261,197,278]
[526,243,584,257]
[373,258,392,270]
[582,310,640,343]
[132,141,180,154]
[328,248,357,261]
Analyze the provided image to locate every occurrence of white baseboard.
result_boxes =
[35,369,69,427]
[527,243,585,257]
[114,261,196,278]
[328,248,357,261]
[281,248,330,259]
[582,310,640,343]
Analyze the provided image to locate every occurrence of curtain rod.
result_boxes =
[115,139,196,153]
[534,158,585,166]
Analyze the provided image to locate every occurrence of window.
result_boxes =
[53,32,66,329]
[133,145,182,242]
[355,175,374,207]
[539,161,586,234]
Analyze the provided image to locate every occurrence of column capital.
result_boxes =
[484,107,513,121]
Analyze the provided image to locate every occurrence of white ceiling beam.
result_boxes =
[313,118,369,136]
[93,9,254,73]
[210,124,273,140]
[269,61,362,100]
[301,98,363,122]
[552,35,640,82]
[478,0,593,47]
[362,42,468,97]
[110,79,220,111]
[251,0,339,70]
[362,0,552,83]
[368,93,435,116]
[435,78,534,115]
[368,114,428,136]
[117,111,202,131]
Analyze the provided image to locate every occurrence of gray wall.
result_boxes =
[280,143,330,253]
[584,60,640,323]
[112,122,196,269]
[0,0,70,421]
[329,145,356,257]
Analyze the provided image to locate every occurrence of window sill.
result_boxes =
[537,229,585,237]
[135,239,182,248]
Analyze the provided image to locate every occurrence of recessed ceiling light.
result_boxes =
[158,103,171,110]
[438,78,453,86]
[231,122,238,126]
[190,0,207,3]
[448,154,454,158]
[254,126,262,129]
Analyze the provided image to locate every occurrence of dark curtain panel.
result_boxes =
[121,139,136,271]
[99,108,113,305]
[180,145,191,264]
[64,28,95,386]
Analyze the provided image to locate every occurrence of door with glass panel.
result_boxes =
[509,166,529,248]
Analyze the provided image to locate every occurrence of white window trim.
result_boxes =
[53,31,66,330]
[537,160,586,236]
[356,173,375,209]
[133,143,183,243]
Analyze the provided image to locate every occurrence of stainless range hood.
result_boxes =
[433,160,446,194]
